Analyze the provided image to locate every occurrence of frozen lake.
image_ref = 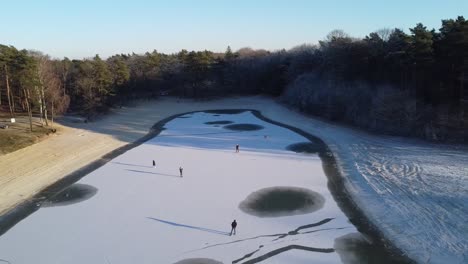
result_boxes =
[0,110,408,264]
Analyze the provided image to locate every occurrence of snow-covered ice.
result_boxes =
[0,110,391,264]
[331,134,468,264]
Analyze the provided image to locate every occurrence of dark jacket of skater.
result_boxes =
[231,220,237,235]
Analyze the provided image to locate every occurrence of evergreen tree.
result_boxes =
[0,45,17,117]
[92,55,113,97]
[409,23,435,66]
[225,46,235,61]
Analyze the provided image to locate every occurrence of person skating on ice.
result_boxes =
[179,166,183,177]
[230,220,237,235]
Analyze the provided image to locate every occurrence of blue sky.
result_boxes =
[1,0,466,59]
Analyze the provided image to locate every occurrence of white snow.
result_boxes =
[0,111,360,264]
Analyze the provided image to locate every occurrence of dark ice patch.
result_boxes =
[334,233,412,264]
[239,186,325,217]
[173,258,223,264]
[41,184,98,207]
[204,121,234,125]
[224,124,264,131]
[286,142,322,154]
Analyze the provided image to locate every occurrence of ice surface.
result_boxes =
[0,111,364,264]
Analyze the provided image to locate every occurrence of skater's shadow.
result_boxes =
[126,169,180,178]
[112,162,154,169]
[147,217,231,236]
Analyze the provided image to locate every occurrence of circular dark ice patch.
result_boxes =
[286,142,322,154]
[173,258,223,264]
[204,120,234,125]
[239,186,325,217]
[224,123,264,131]
[41,184,98,207]
[334,233,410,264]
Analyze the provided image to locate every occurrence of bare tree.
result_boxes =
[22,87,33,132]
[46,67,69,125]
[4,64,14,118]
[325,29,350,42]
[376,28,394,42]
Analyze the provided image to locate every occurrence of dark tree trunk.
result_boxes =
[4,65,15,118]
[23,88,33,132]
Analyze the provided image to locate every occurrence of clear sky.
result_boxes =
[1,0,466,59]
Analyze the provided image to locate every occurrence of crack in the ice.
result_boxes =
[239,244,334,264]
[272,218,334,241]
[271,226,351,242]
[232,246,262,264]
[199,218,335,251]
[183,217,340,257]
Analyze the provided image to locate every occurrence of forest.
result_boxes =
[0,16,467,141]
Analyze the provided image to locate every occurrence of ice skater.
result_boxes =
[179,166,183,177]
[230,220,237,236]
[235,144,240,153]
[152,160,156,168]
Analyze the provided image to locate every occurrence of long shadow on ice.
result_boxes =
[126,169,180,178]
[147,217,231,236]
[112,161,154,169]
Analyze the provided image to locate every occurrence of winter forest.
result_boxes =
[1,16,467,141]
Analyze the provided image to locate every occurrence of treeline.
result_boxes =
[1,16,467,140]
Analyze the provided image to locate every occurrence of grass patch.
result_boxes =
[0,124,58,155]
